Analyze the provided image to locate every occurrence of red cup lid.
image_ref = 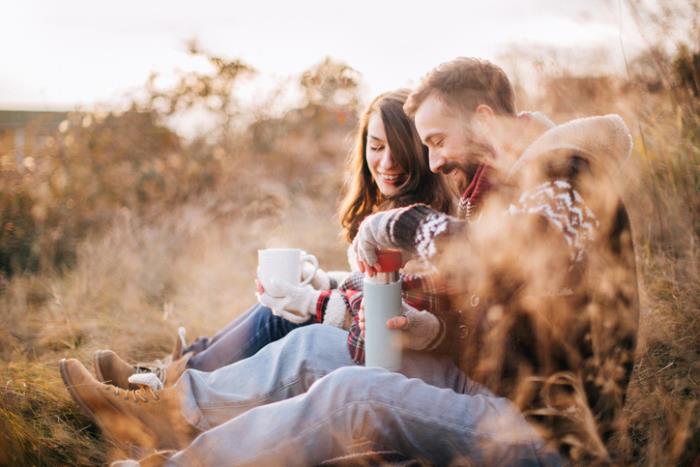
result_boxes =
[376,249,402,272]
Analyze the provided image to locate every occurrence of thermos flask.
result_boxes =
[363,250,402,371]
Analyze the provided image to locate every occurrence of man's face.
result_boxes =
[414,93,485,187]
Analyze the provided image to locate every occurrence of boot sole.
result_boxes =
[59,359,97,421]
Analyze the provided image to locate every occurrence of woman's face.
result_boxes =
[366,112,407,197]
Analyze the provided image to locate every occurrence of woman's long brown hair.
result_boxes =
[339,89,454,242]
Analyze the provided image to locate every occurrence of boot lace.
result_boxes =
[128,360,168,390]
[125,326,187,390]
[104,382,162,403]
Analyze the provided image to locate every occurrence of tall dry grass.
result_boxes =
[621,100,700,466]
[513,48,700,463]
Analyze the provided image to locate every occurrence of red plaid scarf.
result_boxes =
[457,164,492,220]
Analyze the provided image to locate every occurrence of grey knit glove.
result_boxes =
[396,302,441,351]
[352,209,401,271]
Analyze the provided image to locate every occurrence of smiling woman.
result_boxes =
[340,88,454,242]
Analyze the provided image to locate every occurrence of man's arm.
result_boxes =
[353,204,467,272]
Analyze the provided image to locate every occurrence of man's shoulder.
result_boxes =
[510,113,633,187]
[523,114,632,161]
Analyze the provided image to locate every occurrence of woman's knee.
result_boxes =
[282,324,343,353]
[250,304,275,327]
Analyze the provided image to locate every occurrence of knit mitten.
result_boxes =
[398,302,441,351]
[353,209,404,268]
[301,262,331,290]
[257,279,320,324]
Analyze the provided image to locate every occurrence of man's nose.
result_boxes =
[428,150,443,173]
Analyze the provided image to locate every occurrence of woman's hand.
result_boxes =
[301,262,331,290]
[359,303,366,337]
[256,279,320,324]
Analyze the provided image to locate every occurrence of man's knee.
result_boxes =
[309,366,386,402]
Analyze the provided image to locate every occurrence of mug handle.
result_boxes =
[299,253,319,286]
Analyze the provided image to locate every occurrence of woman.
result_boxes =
[92,89,454,389]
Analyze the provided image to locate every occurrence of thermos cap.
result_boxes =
[376,250,402,273]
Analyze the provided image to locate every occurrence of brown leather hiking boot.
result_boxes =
[126,352,192,390]
[163,352,191,387]
[94,350,192,389]
[60,358,198,452]
[94,350,135,389]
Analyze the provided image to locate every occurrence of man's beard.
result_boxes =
[441,132,495,192]
[441,159,482,193]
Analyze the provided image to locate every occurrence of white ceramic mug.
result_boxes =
[257,248,319,294]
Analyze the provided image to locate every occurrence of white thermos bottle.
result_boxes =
[363,250,402,371]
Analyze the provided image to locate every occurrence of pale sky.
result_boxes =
[0,0,646,111]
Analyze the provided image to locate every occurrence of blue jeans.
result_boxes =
[171,325,561,466]
[186,303,310,372]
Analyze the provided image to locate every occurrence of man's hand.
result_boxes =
[256,279,319,324]
[359,301,440,351]
[352,210,400,275]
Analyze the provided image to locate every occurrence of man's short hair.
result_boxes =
[405,57,516,118]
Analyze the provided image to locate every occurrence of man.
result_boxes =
[63,57,638,465]
[352,58,639,462]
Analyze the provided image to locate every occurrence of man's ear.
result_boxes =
[473,104,496,136]
[474,104,495,119]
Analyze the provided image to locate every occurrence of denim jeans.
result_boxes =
[186,303,311,372]
[170,325,561,466]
